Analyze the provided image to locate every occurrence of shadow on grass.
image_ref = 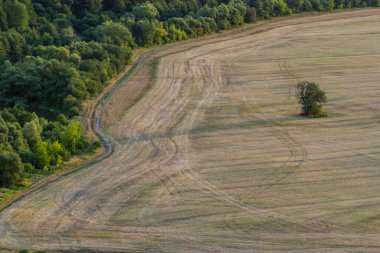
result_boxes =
[115,116,305,143]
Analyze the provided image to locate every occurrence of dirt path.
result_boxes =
[1,9,380,252]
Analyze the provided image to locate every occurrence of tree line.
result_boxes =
[0,0,378,115]
[0,0,378,189]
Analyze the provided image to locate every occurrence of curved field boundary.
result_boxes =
[0,52,149,214]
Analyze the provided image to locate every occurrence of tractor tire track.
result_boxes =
[1,9,380,252]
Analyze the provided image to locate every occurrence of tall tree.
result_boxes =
[22,119,42,150]
[5,1,29,31]
[0,3,8,31]
[132,3,159,20]
[61,121,83,153]
[72,0,103,15]
[296,81,327,117]
[0,151,24,188]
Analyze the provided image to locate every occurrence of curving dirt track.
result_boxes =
[2,9,380,252]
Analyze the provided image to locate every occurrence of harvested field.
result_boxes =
[1,9,380,252]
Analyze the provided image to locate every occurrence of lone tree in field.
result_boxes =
[296,81,327,117]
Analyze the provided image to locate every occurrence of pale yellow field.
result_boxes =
[1,9,380,252]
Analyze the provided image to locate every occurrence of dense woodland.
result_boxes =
[0,106,99,188]
[0,0,378,189]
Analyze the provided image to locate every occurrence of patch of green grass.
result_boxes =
[0,188,18,204]
[18,250,48,253]
[149,59,160,81]
[118,59,161,121]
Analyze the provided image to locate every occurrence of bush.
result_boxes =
[18,250,32,253]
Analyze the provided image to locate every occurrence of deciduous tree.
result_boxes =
[296,81,327,117]
[0,151,24,187]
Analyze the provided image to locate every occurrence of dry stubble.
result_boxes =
[1,9,380,252]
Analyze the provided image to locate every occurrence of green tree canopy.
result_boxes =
[0,150,24,188]
[72,0,103,15]
[22,119,42,150]
[61,121,83,153]
[132,3,159,20]
[5,1,29,31]
[88,21,135,47]
[296,81,327,117]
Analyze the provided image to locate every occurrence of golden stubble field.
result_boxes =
[1,9,380,252]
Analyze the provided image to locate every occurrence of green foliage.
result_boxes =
[277,0,290,15]
[49,141,68,165]
[0,150,24,188]
[5,0,30,31]
[18,250,32,253]
[72,0,103,16]
[87,21,135,47]
[18,250,47,253]
[132,19,158,46]
[296,81,327,117]
[0,4,8,31]
[0,29,27,62]
[23,119,42,150]
[35,141,51,170]
[61,121,84,153]
[0,106,97,188]
[132,3,159,20]
[103,0,127,12]
[167,24,187,42]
